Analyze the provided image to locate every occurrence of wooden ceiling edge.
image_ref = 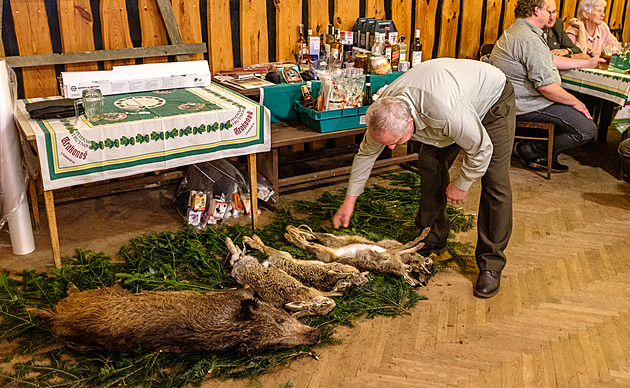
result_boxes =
[2,44,207,68]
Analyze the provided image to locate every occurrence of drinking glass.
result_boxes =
[74,88,104,121]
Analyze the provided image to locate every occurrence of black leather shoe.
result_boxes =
[514,142,533,166]
[528,159,569,173]
[474,270,501,298]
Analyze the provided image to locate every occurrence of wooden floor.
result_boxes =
[207,139,630,387]
[1,133,629,388]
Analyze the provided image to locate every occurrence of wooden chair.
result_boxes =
[514,121,554,180]
[610,28,623,41]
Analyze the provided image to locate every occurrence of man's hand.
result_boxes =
[551,49,570,56]
[446,182,468,205]
[333,195,358,228]
[585,56,606,69]
[572,99,593,119]
[571,53,591,59]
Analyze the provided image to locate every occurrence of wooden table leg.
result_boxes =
[43,190,61,268]
[247,153,259,229]
[597,100,616,143]
[28,178,40,230]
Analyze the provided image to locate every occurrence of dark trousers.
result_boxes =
[415,81,516,272]
[516,103,596,161]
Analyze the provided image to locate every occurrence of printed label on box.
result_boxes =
[360,115,366,125]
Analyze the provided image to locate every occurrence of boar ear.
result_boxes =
[240,298,260,318]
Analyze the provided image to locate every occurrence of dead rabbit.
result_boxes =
[285,225,434,286]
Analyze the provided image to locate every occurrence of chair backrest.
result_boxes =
[610,28,623,41]
[479,43,495,59]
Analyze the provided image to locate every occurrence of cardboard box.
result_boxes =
[61,60,211,98]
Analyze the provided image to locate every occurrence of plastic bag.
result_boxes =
[173,160,249,228]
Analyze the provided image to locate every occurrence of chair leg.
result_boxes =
[546,127,554,180]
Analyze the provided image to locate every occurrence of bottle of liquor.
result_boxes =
[306,29,313,56]
[301,84,315,109]
[362,75,373,106]
[332,28,342,61]
[410,29,423,67]
[391,35,400,70]
[399,36,407,62]
[295,24,307,66]
[371,32,382,56]
[384,27,392,61]
[325,25,336,55]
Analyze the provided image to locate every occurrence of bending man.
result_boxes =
[333,58,516,298]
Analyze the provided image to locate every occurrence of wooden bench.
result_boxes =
[257,121,419,193]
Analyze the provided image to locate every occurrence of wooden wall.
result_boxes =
[2,0,629,99]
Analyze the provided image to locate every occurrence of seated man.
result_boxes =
[545,10,589,59]
[491,0,600,172]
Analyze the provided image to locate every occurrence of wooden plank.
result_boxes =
[156,0,188,61]
[3,44,206,68]
[459,0,482,59]
[138,0,169,64]
[171,0,204,61]
[43,190,61,269]
[271,122,366,147]
[308,0,330,38]
[335,1,360,30]
[561,0,579,20]
[9,0,58,98]
[100,0,136,69]
[274,0,302,63]
[248,154,259,229]
[391,0,414,43]
[365,0,386,21]
[415,0,439,61]
[52,170,184,203]
[208,0,234,74]
[608,0,625,30]
[278,153,417,187]
[57,0,98,73]
[484,0,503,45]
[437,0,460,58]
[240,0,269,67]
[502,0,518,33]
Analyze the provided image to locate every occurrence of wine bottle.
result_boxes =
[399,36,408,62]
[391,35,400,71]
[295,24,307,67]
[384,27,392,61]
[301,84,315,109]
[410,29,423,67]
[362,75,373,106]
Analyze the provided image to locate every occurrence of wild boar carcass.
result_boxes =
[28,283,320,355]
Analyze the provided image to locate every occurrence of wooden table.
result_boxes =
[561,67,630,142]
[258,121,419,193]
[14,86,268,268]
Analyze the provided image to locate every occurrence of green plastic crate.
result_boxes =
[294,102,369,132]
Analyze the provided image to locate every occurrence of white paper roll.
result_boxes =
[0,59,35,255]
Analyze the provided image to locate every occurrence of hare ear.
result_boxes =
[399,227,431,250]
[398,242,425,255]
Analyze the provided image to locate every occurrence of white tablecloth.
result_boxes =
[17,85,270,190]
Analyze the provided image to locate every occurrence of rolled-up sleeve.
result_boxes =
[346,131,386,196]
[520,40,560,88]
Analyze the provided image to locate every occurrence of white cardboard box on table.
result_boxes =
[60,60,211,98]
